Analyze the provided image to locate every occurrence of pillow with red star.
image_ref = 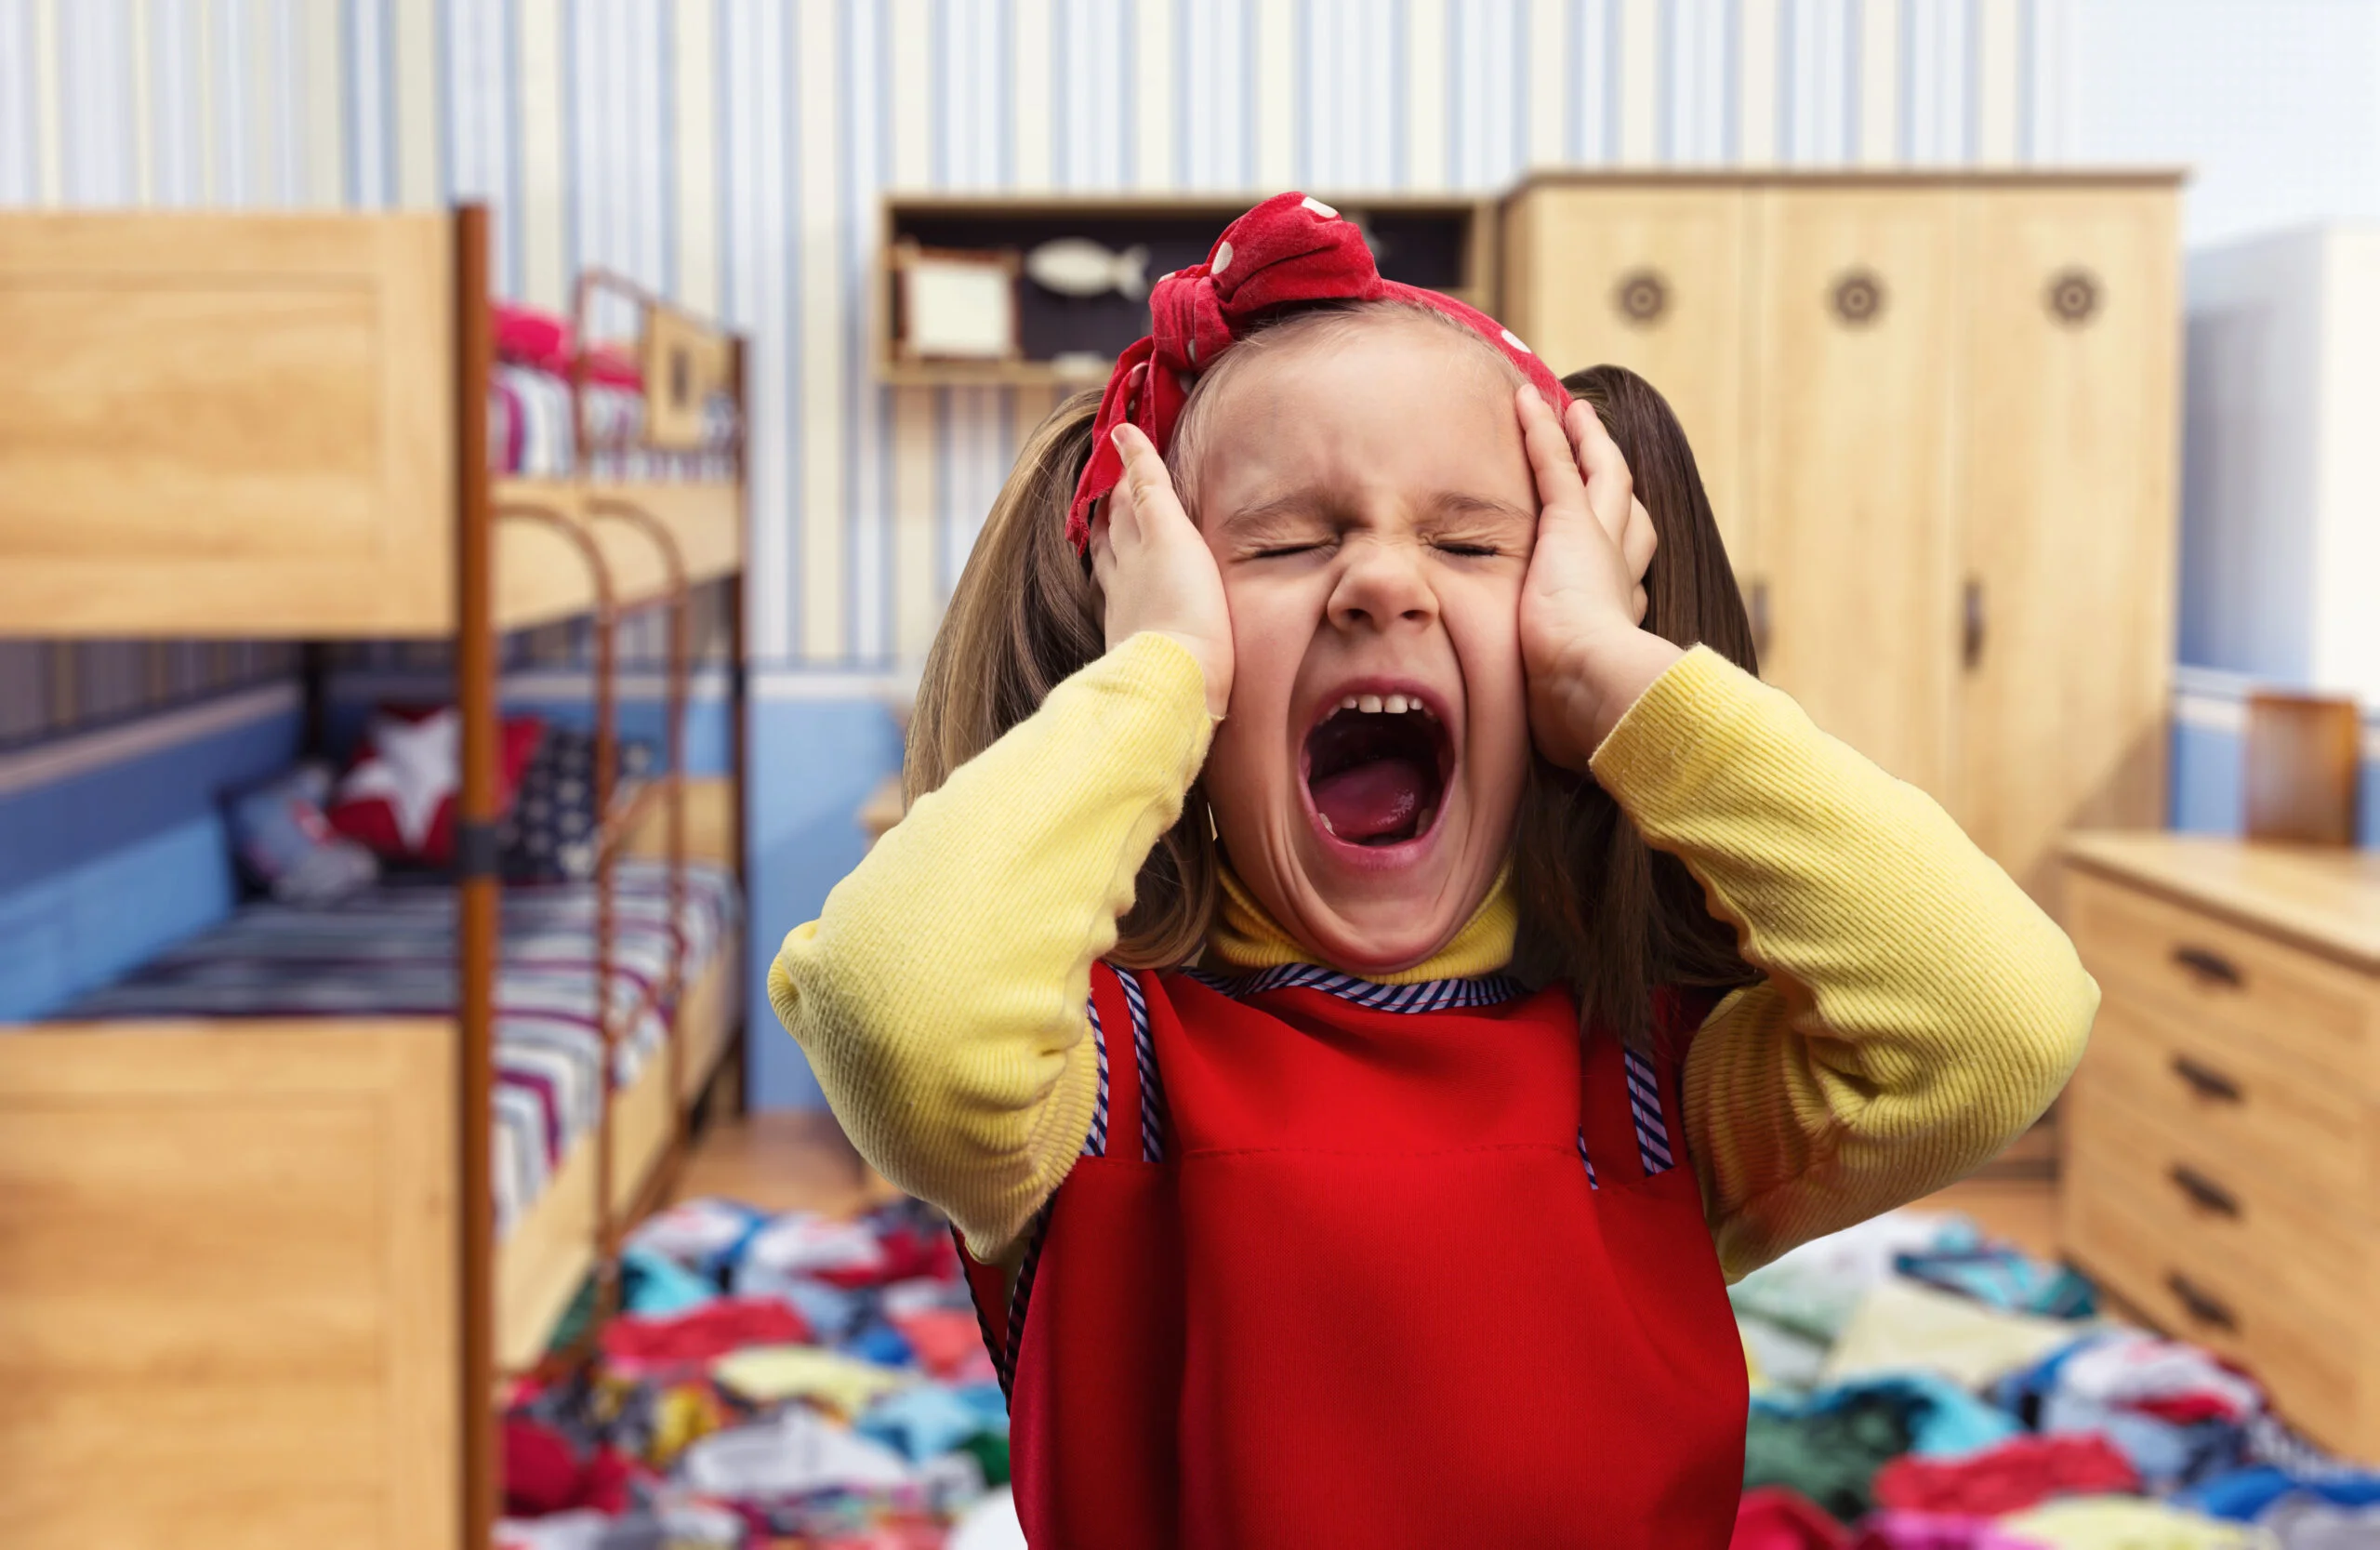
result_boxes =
[327,707,544,867]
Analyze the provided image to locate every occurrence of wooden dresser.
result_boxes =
[2061,831,2380,1461]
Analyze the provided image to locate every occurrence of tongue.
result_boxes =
[1311,757,1431,843]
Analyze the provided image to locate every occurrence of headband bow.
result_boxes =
[1065,191,1571,551]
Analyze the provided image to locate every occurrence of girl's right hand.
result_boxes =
[1091,423,1235,720]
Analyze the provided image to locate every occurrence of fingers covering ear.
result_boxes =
[1568,402,1634,549]
[1518,387,1589,515]
[1622,497,1658,580]
[1088,513,1116,590]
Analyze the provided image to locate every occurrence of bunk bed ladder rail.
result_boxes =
[490,494,695,1382]
[585,495,693,1156]
[492,500,626,1333]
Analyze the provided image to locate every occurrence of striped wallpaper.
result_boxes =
[0,640,297,752]
[0,0,2067,678]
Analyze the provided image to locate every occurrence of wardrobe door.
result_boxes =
[1749,188,1962,795]
[1953,186,2181,902]
[1501,184,1755,563]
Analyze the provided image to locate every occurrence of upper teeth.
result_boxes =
[1337,693,1428,717]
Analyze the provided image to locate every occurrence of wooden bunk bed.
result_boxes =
[0,206,747,1550]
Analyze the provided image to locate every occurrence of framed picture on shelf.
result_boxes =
[641,302,733,450]
[890,241,1023,364]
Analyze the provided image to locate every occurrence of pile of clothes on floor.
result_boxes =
[496,1195,2379,1548]
[496,1196,1023,1550]
[1731,1212,2380,1549]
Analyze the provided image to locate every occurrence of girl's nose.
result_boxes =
[1328,537,1437,634]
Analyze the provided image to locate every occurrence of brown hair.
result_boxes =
[904,314,1759,1038]
[906,388,1220,969]
[1510,364,1763,1042]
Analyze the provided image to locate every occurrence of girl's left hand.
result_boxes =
[1515,389,1682,771]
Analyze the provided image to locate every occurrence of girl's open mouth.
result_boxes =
[1301,688,1454,851]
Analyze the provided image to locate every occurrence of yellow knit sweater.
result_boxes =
[771,633,2097,1280]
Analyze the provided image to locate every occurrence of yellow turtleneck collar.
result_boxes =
[1203,860,1520,983]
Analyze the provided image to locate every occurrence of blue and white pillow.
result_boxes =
[501,730,655,882]
[226,764,379,906]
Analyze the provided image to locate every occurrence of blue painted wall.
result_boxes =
[2170,719,2251,837]
[0,702,301,1020]
[743,695,905,1109]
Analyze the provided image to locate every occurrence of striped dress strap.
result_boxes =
[1082,961,1168,1164]
[985,963,1170,1397]
[1579,993,1709,1188]
[1184,961,1527,1012]
[1620,1046,1677,1177]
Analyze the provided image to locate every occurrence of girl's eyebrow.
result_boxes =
[1222,488,1534,534]
[1427,492,1536,526]
[1218,489,1342,536]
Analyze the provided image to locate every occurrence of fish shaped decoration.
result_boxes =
[1025,238,1152,300]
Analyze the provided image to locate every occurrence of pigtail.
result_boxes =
[1513,365,1765,1050]
[906,390,1220,970]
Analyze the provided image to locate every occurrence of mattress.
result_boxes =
[60,860,741,1239]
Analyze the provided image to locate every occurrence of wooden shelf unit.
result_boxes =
[877,192,1498,387]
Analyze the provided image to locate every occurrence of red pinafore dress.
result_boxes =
[961,961,1749,1548]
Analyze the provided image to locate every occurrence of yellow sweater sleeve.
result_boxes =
[1588,646,2100,1283]
[767,631,1214,1261]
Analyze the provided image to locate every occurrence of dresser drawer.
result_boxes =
[2068,870,2380,1096]
[2063,1128,2370,1456]
[2064,1074,2369,1333]
[2081,993,2380,1221]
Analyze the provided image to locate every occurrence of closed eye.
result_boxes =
[1250,541,1330,560]
[1433,541,1504,558]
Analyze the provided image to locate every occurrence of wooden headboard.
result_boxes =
[0,212,457,638]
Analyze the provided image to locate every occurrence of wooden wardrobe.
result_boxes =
[1501,171,2183,906]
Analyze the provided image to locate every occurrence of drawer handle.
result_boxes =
[2165,1271,2239,1331]
[2171,945,2244,987]
[2168,1163,2242,1218]
[2170,1055,2244,1104]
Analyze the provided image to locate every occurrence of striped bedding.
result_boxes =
[488,365,740,482]
[59,861,740,1239]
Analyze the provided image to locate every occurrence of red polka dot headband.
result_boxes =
[1065,190,1572,552]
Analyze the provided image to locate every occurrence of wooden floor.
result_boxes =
[672,1108,905,1217]
[1919,1115,2060,1257]
[676,1111,2065,1258]
[1920,1175,2058,1258]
